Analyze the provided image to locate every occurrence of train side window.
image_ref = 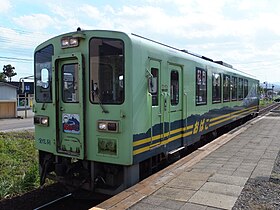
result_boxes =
[244,79,248,98]
[196,68,207,105]
[170,70,179,105]
[238,78,244,100]
[212,73,221,103]
[151,68,159,106]
[223,74,230,102]
[231,76,237,101]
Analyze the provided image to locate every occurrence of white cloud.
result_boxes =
[13,14,54,32]
[79,5,102,20]
[0,0,11,13]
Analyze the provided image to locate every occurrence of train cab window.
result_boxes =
[212,73,221,103]
[223,74,230,102]
[149,68,159,106]
[90,38,124,104]
[244,79,248,98]
[196,68,207,105]
[238,78,244,100]
[170,70,179,105]
[62,64,79,103]
[34,44,54,103]
[231,76,237,101]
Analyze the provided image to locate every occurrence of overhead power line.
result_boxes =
[0,56,33,62]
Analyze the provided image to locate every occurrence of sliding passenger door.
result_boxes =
[149,59,164,148]
[167,64,183,144]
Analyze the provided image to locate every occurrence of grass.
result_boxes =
[259,98,274,107]
[0,131,39,200]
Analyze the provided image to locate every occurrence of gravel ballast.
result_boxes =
[233,150,280,210]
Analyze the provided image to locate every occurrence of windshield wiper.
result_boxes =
[91,81,109,114]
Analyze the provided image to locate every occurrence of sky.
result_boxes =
[0,0,280,86]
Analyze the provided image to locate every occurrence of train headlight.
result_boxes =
[34,116,49,127]
[41,117,49,126]
[98,122,107,130]
[61,37,79,48]
[69,38,78,46]
[97,120,119,132]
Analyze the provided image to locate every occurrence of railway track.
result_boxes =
[34,193,72,210]
[259,102,280,115]
[32,192,107,210]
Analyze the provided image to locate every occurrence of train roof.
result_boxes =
[128,32,257,80]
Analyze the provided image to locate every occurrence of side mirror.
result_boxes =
[119,75,124,88]
[41,68,49,89]
[148,77,157,94]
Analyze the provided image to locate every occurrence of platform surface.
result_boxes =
[92,112,280,210]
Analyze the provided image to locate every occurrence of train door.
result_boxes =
[55,53,85,159]
[167,64,183,143]
[148,59,164,148]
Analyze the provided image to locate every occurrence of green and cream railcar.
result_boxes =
[34,29,259,194]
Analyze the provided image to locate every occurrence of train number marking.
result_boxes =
[38,138,51,145]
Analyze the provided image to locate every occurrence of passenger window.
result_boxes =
[170,70,179,105]
[238,78,244,100]
[212,73,221,103]
[62,63,79,103]
[151,68,159,106]
[196,68,207,105]
[244,79,248,98]
[223,74,230,102]
[231,76,237,101]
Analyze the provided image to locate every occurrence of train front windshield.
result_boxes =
[34,45,54,103]
[89,38,125,104]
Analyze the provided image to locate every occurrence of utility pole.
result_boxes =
[263,82,268,98]
[19,76,34,118]
[272,85,274,101]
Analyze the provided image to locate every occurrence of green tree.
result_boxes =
[0,72,7,82]
[3,64,17,82]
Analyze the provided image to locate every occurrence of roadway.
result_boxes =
[0,117,34,132]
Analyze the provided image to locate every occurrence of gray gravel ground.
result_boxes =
[233,150,280,210]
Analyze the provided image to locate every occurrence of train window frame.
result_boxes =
[231,76,238,101]
[238,78,244,100]
[89,37,125,105]
[244,79,248,98]
[170,70,179,106]
[223,74,230,102]
[34,44,54,103]
[196,68,207,106]
[212,73,221,104]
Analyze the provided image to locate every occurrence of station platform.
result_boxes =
[91,111,280,210]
